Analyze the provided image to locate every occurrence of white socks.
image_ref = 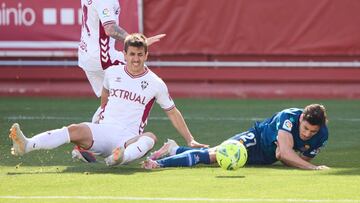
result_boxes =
[25,127,71,153]
[122,136,155,164]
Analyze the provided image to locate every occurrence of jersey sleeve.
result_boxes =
[93,0,118,25]
[155,79,175,111]
[277,112,295,133]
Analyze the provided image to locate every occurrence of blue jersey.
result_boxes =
[231,108,328,164]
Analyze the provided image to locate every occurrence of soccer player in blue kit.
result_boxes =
[142,104,330,170]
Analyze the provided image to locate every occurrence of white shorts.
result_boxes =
[84,122,136,157]
[83,70,105,97]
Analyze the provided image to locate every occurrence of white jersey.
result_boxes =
[78,0,124,71]
[100,65,175,137]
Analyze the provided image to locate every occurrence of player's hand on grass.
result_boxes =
[147,34,166,46]
[188,140,209,148]
[314,165,330,170]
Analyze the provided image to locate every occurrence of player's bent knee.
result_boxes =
[67,124,81,136]
[67,123,93,148]
[139,133,156,151]
[142,132,157,143]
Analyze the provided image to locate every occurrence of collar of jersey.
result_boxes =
[124,65,149,78]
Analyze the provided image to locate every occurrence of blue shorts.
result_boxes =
[227,128,276,165]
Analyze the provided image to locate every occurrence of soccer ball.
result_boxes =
[216,140,247,170]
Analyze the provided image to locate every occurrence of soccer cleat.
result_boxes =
[148,139,179,160]
[9,123,28,156]
[104,147,125,166]
[71,146,97,163]
[141,158,160,169]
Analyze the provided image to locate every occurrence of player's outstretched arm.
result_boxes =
[165,107,209,148]
[276,130,330,170]
[103,21,165,46]
[146,34,166,46]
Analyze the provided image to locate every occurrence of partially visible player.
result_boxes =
[143,104,330,170]
[79,0,165,98]
[9,34,208,166]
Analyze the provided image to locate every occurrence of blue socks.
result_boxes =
[156,148,210,167]
[175,146,194,154]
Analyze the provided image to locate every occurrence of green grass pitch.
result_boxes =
[0,97,359,203]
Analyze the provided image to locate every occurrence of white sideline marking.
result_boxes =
[5,115,360,122]
[0,196,358,202]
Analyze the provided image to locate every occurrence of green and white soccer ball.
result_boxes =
[216,140,248,170]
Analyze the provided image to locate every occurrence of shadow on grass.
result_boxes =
[216,175,245,178]
[3,159,360,176]
[4,163,164,175]
[1,153,164,175]
[6,167,151,175]
[252,163,360,176]
[2,150,359,176]
[325,168,360,176]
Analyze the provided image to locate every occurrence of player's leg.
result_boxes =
[105,132,157,166]
[9,123,70,156]
[123,132,157,164]
[143,147,215,169]
[67,124,93,150]
[84,123,129,158]
[79,123,137,166]
[148,139,210,160]
[8,123,93,156]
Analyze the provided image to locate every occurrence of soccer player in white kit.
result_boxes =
[8,33,208,166]
[76,0,165,161]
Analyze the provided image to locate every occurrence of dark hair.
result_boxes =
[302,104,327,126]
[124,33,148,53]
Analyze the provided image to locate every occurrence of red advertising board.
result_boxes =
[1,0,360,58]
[144,0,360,56]
[0,0,138,55]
